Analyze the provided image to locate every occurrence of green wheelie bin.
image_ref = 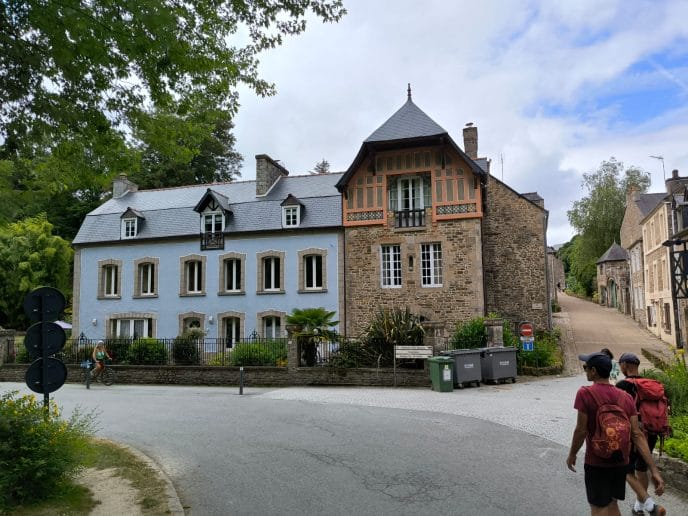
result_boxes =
[427,356,454,392]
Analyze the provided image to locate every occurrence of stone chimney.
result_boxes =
[112,173,138,199]
[463,123,478,159]
[626,185,641,204]
[665,169,686,195]
[255,154,289,196]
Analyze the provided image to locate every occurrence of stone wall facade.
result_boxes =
[482,178,549,331]
[596,260,630,313]
[343,213,484,336]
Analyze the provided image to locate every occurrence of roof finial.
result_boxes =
[407,83,412,100]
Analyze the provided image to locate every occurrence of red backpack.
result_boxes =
[586,387,632,463]
[627,377,670,436]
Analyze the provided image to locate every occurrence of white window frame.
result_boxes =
[224,258,242,292]
[104,264,119,296]
[202,211,224,233]
[263,256,281,291]
[122,218,137,239]
[381,244,402,288]
[304,254,323,290]
[112,318,151,339]
[186,260,203,293]
[225,317,241,345]
[282,206,300,228]
[264,316,281,339]
[140,263,155,296]
[421,243,443,287]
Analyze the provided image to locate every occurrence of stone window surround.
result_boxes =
[97,259,123,299]
[178,311,206,336]
[257,310,286,338]
[218,252,246,295]
[106,311,157,338]
[256,250,285,294]
[133,257,160,298]
[297,248,327,293]
[179,254,207,297]
[217,310,245,341]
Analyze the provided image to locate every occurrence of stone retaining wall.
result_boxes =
[0,363,430,388]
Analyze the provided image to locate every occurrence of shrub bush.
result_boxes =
[128,338,168,365]
[517,328,563,368]
[0,391,96,510]
[451,316,485,349]
[173,335,201,365]
[13,345,30,364]
[230,341,287,366]
[664,415,688,462]
[353,307,424,367]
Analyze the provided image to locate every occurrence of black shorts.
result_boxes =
[584,464,627,507]
[627,433,659,473]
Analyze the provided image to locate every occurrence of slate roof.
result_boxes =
[597,242,628,263]
[636,193,667,218]
[365,98,447,142]
[522,192,543,203]
[73,173,343,245]
[336,95,486,191]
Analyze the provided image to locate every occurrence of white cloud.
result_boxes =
[232,0,688,246]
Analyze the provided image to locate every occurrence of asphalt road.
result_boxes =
[3,379,686,516]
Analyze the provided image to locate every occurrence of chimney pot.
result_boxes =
[672,169,679,179]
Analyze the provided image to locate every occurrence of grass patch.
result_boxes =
[6,439,170,515]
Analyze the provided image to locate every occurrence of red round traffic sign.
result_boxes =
[519,323,533,337]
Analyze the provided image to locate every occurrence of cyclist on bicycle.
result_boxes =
[91,341,111,381]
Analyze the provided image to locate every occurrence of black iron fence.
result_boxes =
[10,337,288,367]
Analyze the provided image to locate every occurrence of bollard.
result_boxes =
[239,366,244,395]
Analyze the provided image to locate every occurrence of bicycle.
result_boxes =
[81,359,115,388]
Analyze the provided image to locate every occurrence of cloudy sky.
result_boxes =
[232,0,688,246]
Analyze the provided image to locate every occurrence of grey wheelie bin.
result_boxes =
[480,346,517,384]
[427,356,454,392]
[440,349,482,388]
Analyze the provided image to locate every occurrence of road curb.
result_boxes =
[113,441,185,515]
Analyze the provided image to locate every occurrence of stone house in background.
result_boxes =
[596,242,629,312]
[335,90,550,337]
[547,246,565,299]
[620,188,665,328]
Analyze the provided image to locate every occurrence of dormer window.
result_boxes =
[281,194,303,228]
[194,189,231,251]
[122,218,137,238]
[120,207,144,239]
[283,206,299,227]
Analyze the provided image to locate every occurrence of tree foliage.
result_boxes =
[0,215,73,329]
[566,157,650,295]
[310,159,331,174]
[0,0,346,238]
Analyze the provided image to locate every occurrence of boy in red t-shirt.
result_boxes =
[567,352,665,515]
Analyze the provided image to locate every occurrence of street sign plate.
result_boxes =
[25,321,66,359]
[23,287,66,322]
[522,342,534,352]
[25,357,68,394]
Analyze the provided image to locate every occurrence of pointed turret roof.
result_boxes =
[364,96,447,143]
[597,242,628,264]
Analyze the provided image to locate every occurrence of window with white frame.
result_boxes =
[135,260,157,297]
[304,254,323,290]
[122,218,137,238]
[224,258,242,292]
[282,206,299,227]
[103,264,119,296]
[202,211,224,233]
[263,316,281,339]
[421,243,443,286]
[381,244,401,287]
[263,256,281,291]
[110,318,152,338]
[224,317,241,347]
[179,254,206,296]
[388,176,430,211]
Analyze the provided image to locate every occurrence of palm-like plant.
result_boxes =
[286,307,339,366]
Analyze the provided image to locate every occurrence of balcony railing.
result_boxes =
[394,209,425,228]
[201,231,225,250]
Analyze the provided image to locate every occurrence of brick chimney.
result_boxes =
[255,154,289,196]
[626,185,640,204]
[463,123,478,159]
[112,173,138,199]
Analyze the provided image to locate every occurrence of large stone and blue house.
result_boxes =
[72,90,551,342]
[72,156,344,340]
